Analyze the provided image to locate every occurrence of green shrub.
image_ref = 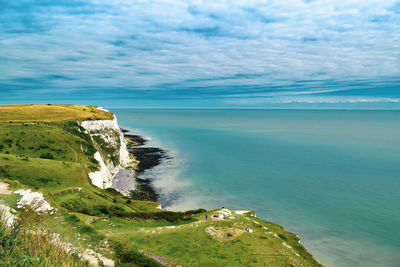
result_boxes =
[65,214,80,224]
[183,208,207,215]
[40,153,54,159]
[37,178,53,184]
[61,121,92,144]
[79,225,96,234]
[105,188,121,196]
[0,167,10,178]
[278,233,288,241]
[2,139,13,145]
[112,211,195,223]
[61,200,126,217]
[85,145,97,156]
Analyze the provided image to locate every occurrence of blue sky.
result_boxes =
[0,0,399,108]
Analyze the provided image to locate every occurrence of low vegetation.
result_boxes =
[0,208,85,266]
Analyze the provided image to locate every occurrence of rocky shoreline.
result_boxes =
[123,129,167,202]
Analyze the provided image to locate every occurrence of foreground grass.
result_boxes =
[0,208,86,266]
[0,104,322,266]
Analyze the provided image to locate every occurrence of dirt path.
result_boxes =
[141,251,181,266]
[0,181,12,194]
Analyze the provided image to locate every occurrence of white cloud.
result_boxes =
[0,0,399,105]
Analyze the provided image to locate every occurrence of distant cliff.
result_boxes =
[81,115,132,188]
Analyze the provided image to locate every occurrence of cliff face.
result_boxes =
[81,116,131,188]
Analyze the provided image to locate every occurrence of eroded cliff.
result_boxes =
[81,115,131,188]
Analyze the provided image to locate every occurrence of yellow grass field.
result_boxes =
[0,104,113,122]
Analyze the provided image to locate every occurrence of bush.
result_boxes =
[105,188,121,196]
[61,121,92,144]
[85,145,97,156]
[112,211,195,223]
[278,233,288,240]
[65,214,80,224]
[40,153,54,159]
[61,200,126,217]
[183,208,207,215]
[2,139,13,145]
[89,157,99,165]
[79,225,96,234]
[37,178,52,184]
[0,166,10,178]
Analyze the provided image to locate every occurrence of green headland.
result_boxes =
[0,104,321,266]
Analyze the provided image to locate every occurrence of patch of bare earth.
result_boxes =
[205,224,246,241]
[141,250,181,266]
[0,182,12,195]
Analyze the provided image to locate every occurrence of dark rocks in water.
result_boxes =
[130,177,159,201]
[128,147,166,175]
[123,130,167,202]
[121,128,148,146]
[125,134,148,146]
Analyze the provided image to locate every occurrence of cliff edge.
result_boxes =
[81,113,132,188]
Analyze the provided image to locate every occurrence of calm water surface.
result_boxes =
[112,109,400,267]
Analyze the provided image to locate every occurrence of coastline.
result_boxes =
[122,129,167,202]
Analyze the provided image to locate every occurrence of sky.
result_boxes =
[0,0,399,108]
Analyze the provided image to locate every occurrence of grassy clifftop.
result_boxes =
[0,104,113,122]
[0,104,322,266]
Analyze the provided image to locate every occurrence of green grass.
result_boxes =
[92,210,321,266]
[0,155,84,190]
[0,104,322,266]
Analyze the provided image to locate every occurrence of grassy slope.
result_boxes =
[0,104,321,266]
[94,210,320,266]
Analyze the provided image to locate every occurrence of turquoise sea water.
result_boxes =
[113,109,400,267]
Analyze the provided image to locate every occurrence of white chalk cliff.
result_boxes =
[81,115,131,189]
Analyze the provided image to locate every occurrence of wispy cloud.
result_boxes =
[225,96,400,105]
[0,0,399,107]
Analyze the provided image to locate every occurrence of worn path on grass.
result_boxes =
[0,182,12,195]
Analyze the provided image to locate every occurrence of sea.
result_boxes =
[112,109,400,267]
